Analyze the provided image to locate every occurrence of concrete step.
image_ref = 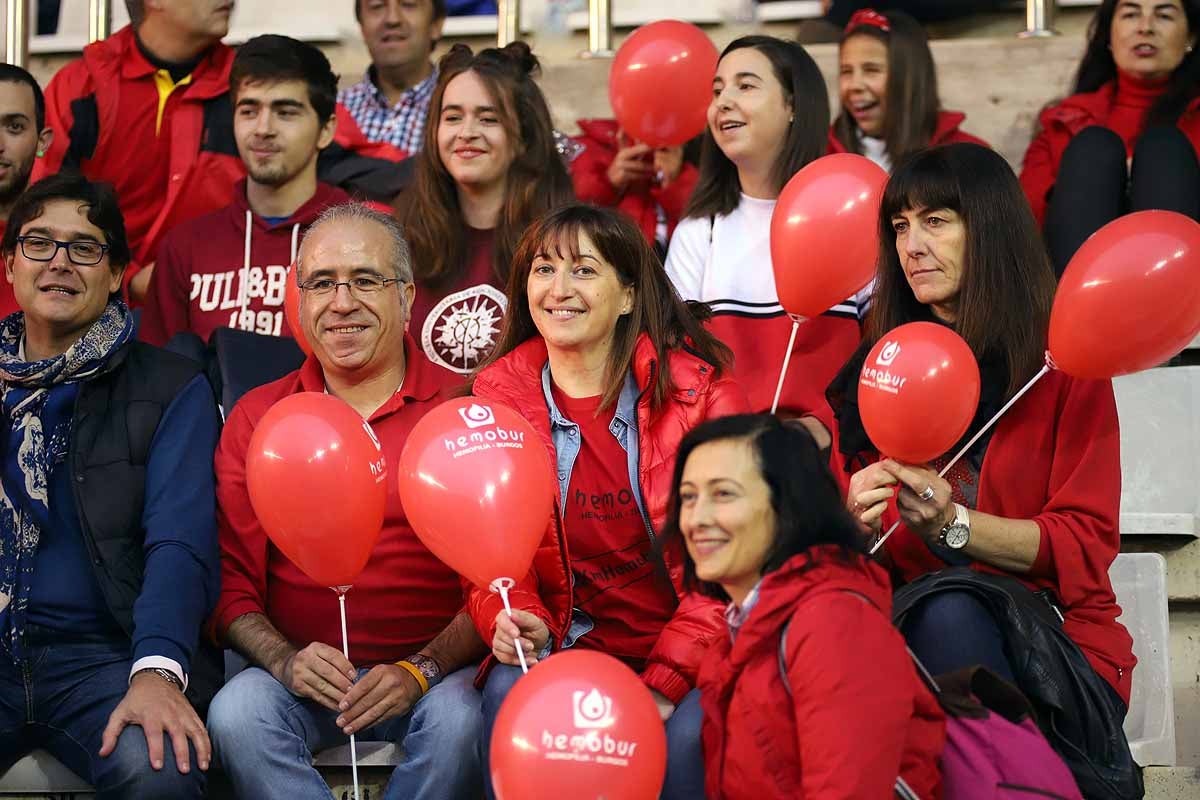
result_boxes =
[1145,766,1200,799]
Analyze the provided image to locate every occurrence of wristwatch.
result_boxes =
[402,654,443,690]
[937,502,971,550]
[137,667,184,691]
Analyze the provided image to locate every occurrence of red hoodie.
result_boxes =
[0,219,14,320]
[569,119,699,247]
[826,110,990,158]
[699,547,945,800]
[139,181,350,346]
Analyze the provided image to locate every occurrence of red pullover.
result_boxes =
[211,336,465,665]
[139,181,350,346]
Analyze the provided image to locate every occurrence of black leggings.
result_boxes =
[1045,125,1200,277]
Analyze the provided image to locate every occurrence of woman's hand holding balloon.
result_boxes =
[493,609,550,667]
[846,462,897,534]
[882,460,955,545]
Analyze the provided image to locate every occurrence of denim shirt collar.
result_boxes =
[540,363,646,525]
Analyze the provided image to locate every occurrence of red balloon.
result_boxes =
[770,154,889,318]
[285,263,313,357]
[1049,210,1200,378]
[610,21,719,147]
[490,650,668,800]
[858,322,981,464]
[246,393,387,588]
[397,398,555,591]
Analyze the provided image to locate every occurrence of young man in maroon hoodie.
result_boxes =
[140,35,350,347]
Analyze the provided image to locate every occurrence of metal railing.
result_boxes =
[4,0,29,69]
[497,0,519,46]
[90,0,112,43]
[1021,0,1059,38]
[587,0,613,57]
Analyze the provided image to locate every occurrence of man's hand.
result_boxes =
[336,664,423,735]
[99,671,210,774]
[277,642,357,711]
[492,609,550,667]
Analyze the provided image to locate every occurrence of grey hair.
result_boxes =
[298,202,414,284]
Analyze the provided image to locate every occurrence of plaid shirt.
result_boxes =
[338,65,438,155]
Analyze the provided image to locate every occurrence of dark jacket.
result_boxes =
[72,340,224,709]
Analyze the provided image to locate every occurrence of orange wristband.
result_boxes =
[394,659,430,696]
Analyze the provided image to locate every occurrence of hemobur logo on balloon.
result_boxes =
[443,403,527,458]
[861,340,908,395]
[361,420,386,483]
[539,685,639,767]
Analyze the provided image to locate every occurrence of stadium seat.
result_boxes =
[1111,552,1177,767]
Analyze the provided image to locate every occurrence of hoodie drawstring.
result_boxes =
[290,223,299,270]
[239,209,252,323]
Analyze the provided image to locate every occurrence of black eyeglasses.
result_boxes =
[15,236,110,266]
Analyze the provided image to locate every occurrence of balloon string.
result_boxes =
[338,592,361,800]
[499,585,530,675]
[869,364,1052,555]
[770,318,802,415]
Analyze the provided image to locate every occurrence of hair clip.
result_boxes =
[846,9,891,33]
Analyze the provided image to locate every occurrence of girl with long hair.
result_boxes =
[396,41,574,375]
[664,35,864,447]
[829,8,987,171]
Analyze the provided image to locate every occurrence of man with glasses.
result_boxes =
[208,203,486,800]
[0,173,221,795]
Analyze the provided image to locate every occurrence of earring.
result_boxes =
[36,150,43,157]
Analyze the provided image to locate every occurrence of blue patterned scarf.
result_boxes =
[0,302,134,658]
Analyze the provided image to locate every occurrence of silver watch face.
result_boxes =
[943,524,970,550]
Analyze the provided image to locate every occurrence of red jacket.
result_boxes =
[211,336,466,666]
[469,334,750,702]
[139,180,350,346]
[0,219,14,320]
[833,369,1136,704]
[699,547,945,800]
[826,110,989,158]
[570,119,699,246]
[38,26,408,285]
[1019,79,1200,225]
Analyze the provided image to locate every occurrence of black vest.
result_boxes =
[69,341,223,710]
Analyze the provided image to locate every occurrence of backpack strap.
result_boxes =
[775,588,925,800]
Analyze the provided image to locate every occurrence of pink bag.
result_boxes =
[906,656,1084,800]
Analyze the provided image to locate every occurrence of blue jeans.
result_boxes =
[900,590,1016,682]
[208,664,483,800]
[480,663,705,800]
[0,638,204,799]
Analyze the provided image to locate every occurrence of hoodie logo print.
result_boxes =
[421,284,507,375]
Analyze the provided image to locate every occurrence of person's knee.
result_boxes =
[207,667,289,751]
[1134,125,1195,168]
[1062,126,1126,172]
[481,665,523,719]
[94,727,205,800]
[665,690,703,760]
[907,591,993,635]
[417,669,484,749]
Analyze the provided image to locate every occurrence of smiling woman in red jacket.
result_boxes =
[469,203,748,800]
[665,413,944,800]
[830,142,1138,791]
[1020,0,1200,275]
[829,9,988,172]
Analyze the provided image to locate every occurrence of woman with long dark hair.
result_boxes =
[829,8,987,171]
[664,35,863,446]
[396,41,574,375]
[468,204,748,799]
[1020,0,1200,275]
[666,413,944,799]
[831,142,1139,797]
